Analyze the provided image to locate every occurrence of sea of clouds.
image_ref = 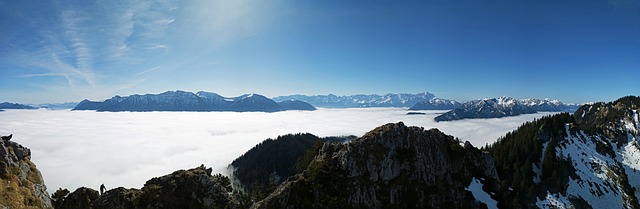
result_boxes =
[0,108,556,193]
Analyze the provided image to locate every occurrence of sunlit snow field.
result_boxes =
[0,108,557,193]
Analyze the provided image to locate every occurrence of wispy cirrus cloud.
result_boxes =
[2,0,282,103]
[135,66,160,77]
[58,10,96,87]
[4,1,179,100]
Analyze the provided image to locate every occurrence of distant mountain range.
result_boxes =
[73,91,316,112]
[409,98,462,110]
[434,96,580,122]
[273,92,435,108]
[6,96,640,208]
[0,102,37,110]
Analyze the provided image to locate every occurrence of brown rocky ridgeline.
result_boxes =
[0,135,53,208]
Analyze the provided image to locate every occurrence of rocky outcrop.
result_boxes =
[0,138,53,208]
[252,122,500,209]
[138,165,244,209]
[93,187,141,209]
[56,165,246,209]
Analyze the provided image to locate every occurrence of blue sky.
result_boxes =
[0,0,638,104]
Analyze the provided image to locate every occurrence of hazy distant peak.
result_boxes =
[273,92,435,108]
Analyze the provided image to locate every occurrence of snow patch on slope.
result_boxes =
[536,124,637,208]
[536,192,571,208]
[466,178,498,209]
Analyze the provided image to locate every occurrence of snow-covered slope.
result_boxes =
[535,97,640,208]
[489,96,640,208]
[536,122,639,208]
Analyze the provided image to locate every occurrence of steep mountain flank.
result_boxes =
[230,134,354,198]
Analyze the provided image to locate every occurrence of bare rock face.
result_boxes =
[253,122,500,209]
[0,139,53,209]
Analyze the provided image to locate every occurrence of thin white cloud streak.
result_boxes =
[6,1,179,98]
[134,66,160,77]
[0,108,556,194]
[60,10,96,87]
[15,73,71,78]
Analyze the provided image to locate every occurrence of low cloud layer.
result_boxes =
[0,108,555,193]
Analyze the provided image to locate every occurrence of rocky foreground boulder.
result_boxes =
[0,138,53,208]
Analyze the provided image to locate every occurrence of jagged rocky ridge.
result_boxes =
[73,90,315,112]
[0,138,52,208]
[435,96,579,122]
[273,92,435,108]
[253,122,500,209]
